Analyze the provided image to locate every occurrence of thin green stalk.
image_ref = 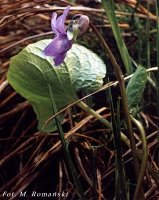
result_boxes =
[90,147,98,200]
[156,0,159,170]
[146,0,151,68]
[77,100,159,189]
[77,101,111,129]
[90,23,140,181]
[48,84,86,200]
[131,117,147,200]
[131,0,140,23]
[77,100,131,148]
[145,1,157,90]
[102,0,133,74]
[137,22,143,64]
[110,95,128,199]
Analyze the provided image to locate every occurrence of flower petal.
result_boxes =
[56,5,70,34]
[43,39,57,56]
[54,52,66,66]
[44,34,72,57]
[76,15,89,35]
[56,34,72,54]
[51,12,58,34]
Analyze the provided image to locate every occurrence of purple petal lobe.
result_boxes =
[43,40,57,56]
[54,53,67,66]
[43,5,74,66]
[56,5,70,34]
[44,34,72,57]
[51,12,58,34]
[55,34,72,54]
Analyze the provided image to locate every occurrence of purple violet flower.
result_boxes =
[43,6,89,66]
[44,6,72,66]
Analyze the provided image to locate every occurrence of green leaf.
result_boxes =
[126,66,148,114]
[65,44,106,92]
[7,39,106,132]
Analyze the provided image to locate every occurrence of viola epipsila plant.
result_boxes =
[4,1,159,200]
[7,6,107,200]
[7,6,106,132]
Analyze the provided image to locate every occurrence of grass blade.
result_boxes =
[156,0,159,170]
[109,90,128,199]
[48,84,86,200]
[102,0,133,74]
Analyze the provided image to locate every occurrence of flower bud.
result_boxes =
[76,15,89,35]
[67,14,89,41]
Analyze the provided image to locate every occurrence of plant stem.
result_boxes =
[131,116,147,200]
[77,100,159,190]
[90,23,140,181]
[111,96,128,199]
[156,0,159,173]
[48,85,86,200]
[77,101,111,129]
[101,0,133,74]
[77,101,129,145]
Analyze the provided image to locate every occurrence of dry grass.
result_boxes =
[0,0,159,199]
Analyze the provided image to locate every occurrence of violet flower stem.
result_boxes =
[77,101,129,144]
[77,101,112,129]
